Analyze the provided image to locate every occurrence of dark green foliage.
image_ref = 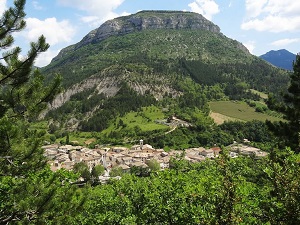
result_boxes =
[181,59,225,85]
[46,92,106,122]
[130,166,151,177]
[180,58,281,100]
[282,54,300,150]
[220,120,275,143]
[217,59,289,94]
[0,2,82,223]
[266,54,300,151]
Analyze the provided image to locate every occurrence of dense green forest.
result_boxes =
[1,1,300,224]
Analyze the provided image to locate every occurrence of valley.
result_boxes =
[2,4,300,224]
[41,11,289,147]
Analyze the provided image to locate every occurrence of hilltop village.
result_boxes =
[43,140,268,178]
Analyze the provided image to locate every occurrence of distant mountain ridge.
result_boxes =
[259,49,296,70]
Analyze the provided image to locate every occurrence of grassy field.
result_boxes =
[250,89,268,99]
[43,106,169,146]
[102,105,169,134]
[209,101,283,124]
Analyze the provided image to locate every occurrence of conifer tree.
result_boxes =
[0,1,82,223]
[282,53,300,151]
[266,53,300,151]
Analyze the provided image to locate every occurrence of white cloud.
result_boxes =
[0,0,7,15]
[80,11,130,28]
[57,0,124,13]
[188,0,220,20]
[32,1,44,10]
[35,49,60,67]
[20,17,76,46]
[57,0,126,26]
[15,17,76,67]
[242,0,300,32]
[264,1,300,17]
[80,16,99,23]
[271,38,300,47]
[245,0,268,18]
[242,15,300,32]
[243,41,255,54]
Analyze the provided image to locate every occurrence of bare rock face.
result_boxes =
[78,11,220,48]
[44,66,181,114]
[52,11,221,62]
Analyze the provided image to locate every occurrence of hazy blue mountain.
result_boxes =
[259,49,296,70]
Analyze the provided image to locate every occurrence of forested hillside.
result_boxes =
[41,11,289,148]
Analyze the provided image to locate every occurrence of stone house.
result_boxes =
[199,149,214,158]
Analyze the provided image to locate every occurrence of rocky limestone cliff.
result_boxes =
[78,10,220,48]
[52,10,220,62]
[43,67,181,114]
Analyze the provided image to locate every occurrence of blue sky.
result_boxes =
[2,0,300,67]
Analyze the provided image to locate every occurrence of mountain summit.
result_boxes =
[52,10,224,62]
[260,49,296,70]
[78,10,221,48]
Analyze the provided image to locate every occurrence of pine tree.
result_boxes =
[0,1,83,223]
[282,53,300,151]
[267,54,300,151]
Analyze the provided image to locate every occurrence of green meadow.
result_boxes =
[102,105,169,134]
[209,101,282,123]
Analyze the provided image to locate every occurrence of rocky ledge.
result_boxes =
[78,10,220,48]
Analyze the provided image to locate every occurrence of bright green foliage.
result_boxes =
[73,162,91,181]
[209,101,282,123]
[146,159,160,172]
[91,164,105,177]
[260,148,300,224]
[64,147,300,225]
[110,166,124,177]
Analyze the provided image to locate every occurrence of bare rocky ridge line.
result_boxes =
[52,10,221,62]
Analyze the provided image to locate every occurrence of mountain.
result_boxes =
[42,10,289,140]
[259,49,296,70]
[43,10,252,89]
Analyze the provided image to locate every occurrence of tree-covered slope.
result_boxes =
[42,10,289,140]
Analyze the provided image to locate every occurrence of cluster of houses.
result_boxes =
[43,140,267,176]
